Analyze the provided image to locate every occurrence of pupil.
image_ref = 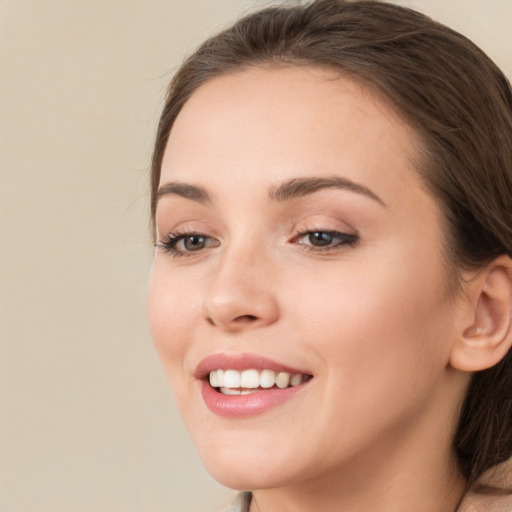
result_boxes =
[310,232,332,246]
[184,235,205,251]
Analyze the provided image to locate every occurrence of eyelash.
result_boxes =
[155,230,219,257]
[155,228,359,257]
[292,228,359,253]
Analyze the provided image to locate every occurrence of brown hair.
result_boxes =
[151,0,512,490]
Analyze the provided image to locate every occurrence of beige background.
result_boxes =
[0,1,510,511]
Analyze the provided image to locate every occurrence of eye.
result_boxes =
[293,229,359,252]
[156,231,220,256]
[306,231,337,247]
[181,234,208,251]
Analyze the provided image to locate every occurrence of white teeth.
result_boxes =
[208,368,308,393]
[260,369,276,388]
[220,387,242,395]
[223,369,241,388]
[209,371,219,387]
[218,387,261,395]
[290,374,303,386]
[276,372,290,389]
[240,369,260,388]
[209,370,224,387]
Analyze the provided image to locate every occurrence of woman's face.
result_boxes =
[148,67,467,490]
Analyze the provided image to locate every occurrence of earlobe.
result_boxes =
[450,257,512,372]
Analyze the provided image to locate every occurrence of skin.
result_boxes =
[148,67,472,512]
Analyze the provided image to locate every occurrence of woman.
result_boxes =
[147,1,512,510]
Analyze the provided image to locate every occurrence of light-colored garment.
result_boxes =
[227,490,512,512]
[225,492,251,512]
[458,459,512,512]
[458,493,512,512]
[225,459,512,512]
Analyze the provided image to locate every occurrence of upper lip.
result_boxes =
[194,353,313,380]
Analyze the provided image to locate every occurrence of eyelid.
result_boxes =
[155,217,218,243]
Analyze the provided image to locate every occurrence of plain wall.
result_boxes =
[1,1,510,511]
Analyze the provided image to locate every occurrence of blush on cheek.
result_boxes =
[148,295,193,416]
[148,282,188,362]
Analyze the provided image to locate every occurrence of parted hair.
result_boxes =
[151,0,512,490]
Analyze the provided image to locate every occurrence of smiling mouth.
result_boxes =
[208,369,313,395]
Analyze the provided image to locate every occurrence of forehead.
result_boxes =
[161,66,426,210]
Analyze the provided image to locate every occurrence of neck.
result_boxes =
[250,457,465,512]
[249,389,468,512]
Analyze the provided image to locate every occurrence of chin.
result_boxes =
[203,459,293,491]
[194,438,302,491]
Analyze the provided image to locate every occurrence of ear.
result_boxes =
[450,256,512,372]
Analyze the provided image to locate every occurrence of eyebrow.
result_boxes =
[156,175,386,207]
[156,181,211,204]
[269,176,386,206]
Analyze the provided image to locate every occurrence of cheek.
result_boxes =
[288,251,452,403]
[147,263,198,385]
[274,258,454,470]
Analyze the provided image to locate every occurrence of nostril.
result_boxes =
[206,314,258,326]
[235,314,258,323]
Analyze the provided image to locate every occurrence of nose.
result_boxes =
[201,247,280,333]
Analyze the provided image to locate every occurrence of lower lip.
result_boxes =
[199,380,310,418]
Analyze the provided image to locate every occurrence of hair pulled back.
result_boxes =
[151,0,512,489]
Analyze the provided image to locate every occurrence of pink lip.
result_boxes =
[195,353,313,418]
[199,381,310,418]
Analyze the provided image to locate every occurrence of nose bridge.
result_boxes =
[201,237,279,331]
